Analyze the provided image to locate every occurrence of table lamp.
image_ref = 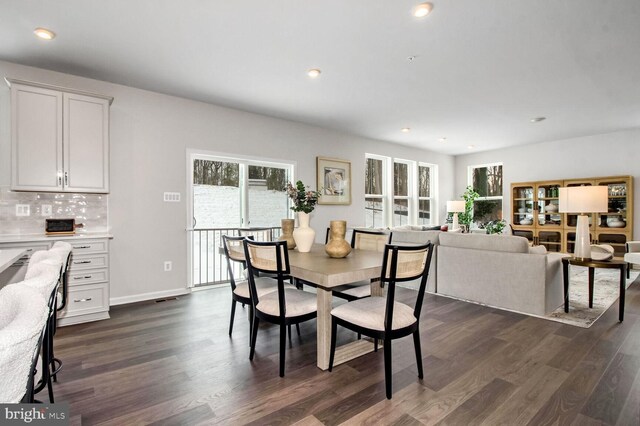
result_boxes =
[559,186,608,260]
[447,200,466,231]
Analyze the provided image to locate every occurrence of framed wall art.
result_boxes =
[317,157,351,205]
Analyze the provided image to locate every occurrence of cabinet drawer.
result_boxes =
[69,239,108,254]
[69,253,108,270]
[63,284,108,316]
[68,269,108,286]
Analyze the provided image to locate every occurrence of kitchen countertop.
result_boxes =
[0,248,28,274]
[0,233,113,244]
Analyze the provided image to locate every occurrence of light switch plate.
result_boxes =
[16,204,30,216]
[163,192,181,202]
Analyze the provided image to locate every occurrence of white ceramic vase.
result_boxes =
[293,212,315,253]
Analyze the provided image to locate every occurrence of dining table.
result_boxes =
[287,244,384,370]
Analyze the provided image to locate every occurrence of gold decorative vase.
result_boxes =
[325,220,352,258]
[278,218,296,250]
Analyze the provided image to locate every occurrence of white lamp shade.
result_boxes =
[558,186,608,213]
[447,200,465,213]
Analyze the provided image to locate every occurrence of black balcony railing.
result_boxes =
[191,226,282,286]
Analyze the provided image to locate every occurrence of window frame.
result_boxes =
[364,154,438,228]
[467,162,503,226]
[364,153,391,228]
[418,162,438,226]
[393,159,415,227]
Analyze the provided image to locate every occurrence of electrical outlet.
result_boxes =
[164,261,172,272]
[16,204,30,216]
[41,204,52,216]
[163,192,180,202]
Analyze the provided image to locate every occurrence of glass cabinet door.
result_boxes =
[512,183,534,227]
[596,179,629,231]
[537,230,562,252]
[535,181,563,228]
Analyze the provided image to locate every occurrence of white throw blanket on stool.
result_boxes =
[0,285,49,402]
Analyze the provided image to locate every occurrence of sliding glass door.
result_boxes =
[188,152,293,286]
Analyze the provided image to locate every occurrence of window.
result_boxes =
[469,163,503,226]
[418,163,435,225]
[365,155,387,228]
[191,155,293,229]
[365,154,437,228]
[393,160,413,226]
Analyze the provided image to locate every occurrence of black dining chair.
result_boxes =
[222,235,280,339]
[243,239,317,377]
[331,229,391,301]
[328,242,434,399]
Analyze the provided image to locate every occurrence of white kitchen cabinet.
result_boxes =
[0,235,111,326]
[7,79,113,193]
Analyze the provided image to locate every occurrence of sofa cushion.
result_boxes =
[390,229,440,245]
[439,232,529,254]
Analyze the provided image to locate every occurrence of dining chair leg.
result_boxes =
[229,299,237,336]
[288,324,292,341]
[248,305,254,347]
[328,318,337,372]
[628,263,631,279]
[249,316,259,360]
[357,332,361,340]
[384,338,392,399]
[374,338,378,352]
[413,330,423,379]
[279,323,287,377]
[296,323,301,336]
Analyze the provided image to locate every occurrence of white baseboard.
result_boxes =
[109,287,191,306]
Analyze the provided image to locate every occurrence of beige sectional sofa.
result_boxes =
[436,232,568,316]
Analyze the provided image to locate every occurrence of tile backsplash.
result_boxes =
[0,186,108,235]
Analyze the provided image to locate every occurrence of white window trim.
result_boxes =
[467,162,504,225]
[418,162,438,225]
[393,158,415,226]
[365,153,391,228]
[365,154,438,228]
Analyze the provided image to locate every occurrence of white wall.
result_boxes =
[454,129,640,239]
[0,60,455,302]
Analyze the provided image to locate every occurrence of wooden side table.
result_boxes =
[561,257,627,322]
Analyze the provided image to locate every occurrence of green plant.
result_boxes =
[285,180,321,214]
[458,186,479,226]
[485,220,506,234]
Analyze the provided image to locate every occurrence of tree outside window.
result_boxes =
[470,164,503,226]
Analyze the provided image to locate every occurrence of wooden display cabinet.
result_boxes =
[511,176,633,257]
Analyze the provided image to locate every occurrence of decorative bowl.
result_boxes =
[608,220,626,228]
[519,219,533,225]
[518,207,525,213]
[545,204,558,213]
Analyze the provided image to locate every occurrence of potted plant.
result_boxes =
[458,186,479,231]
[285,180,321,252]
[485,220,507,235]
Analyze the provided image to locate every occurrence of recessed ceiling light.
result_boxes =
[401,127,411,133]
[413,2,433,18]
[307,69,321,78]
[468,145,475,150]
[530,116,546,123]
[439,137,447,142]
[34,27,56,40]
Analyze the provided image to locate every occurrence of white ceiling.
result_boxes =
[2,0,639,155]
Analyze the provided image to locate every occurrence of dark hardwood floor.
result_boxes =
[53,280,640,425]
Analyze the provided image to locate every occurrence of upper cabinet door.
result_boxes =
[11,84,63,191]
[63,93,110,193]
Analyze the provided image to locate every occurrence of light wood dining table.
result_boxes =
[287,244,384,370]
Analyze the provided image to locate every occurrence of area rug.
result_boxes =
[546,267,638,328]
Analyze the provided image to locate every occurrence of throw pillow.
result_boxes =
[529,245,547,254]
